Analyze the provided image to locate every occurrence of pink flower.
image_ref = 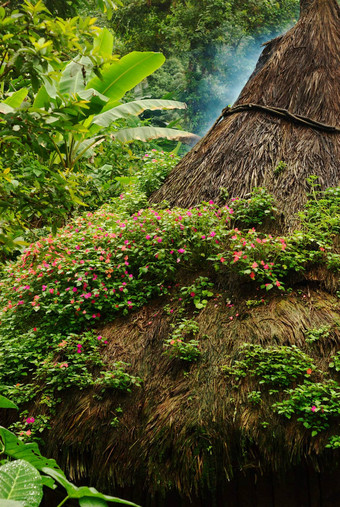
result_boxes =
[157,238,162,243]
[42,285,47,291]
[275,281,281,287]
[190,292,196,297]
[210,231,216,237]
[220,257,225,263]
[25,430,32,436]
[72,287,77,292]
[59,362,68,368]
[49,288,54,294]
[146,235,151,240]
[178,248,185,253]
[201,235,206,239]
[26,417,35,424]
[311,405,316,412]
[251,262,258,269]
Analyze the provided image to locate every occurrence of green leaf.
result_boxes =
[0,460,43,507]
[92,99,186,127]
[41,475,56,489]
[113,126,200,145]
[0,395,18,409]
[3,89,28,108]
[32,85,52,109]
[79,497,108,507]
[42,467,140,506]
[86,52,165,102]
[0,427,63,473]
[0,500,24,506]
[0,103,14,114]
[77,89,109,107]
[93,28,113,59]
[59,57,93,95]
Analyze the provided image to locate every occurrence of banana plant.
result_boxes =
[22,29,198,173]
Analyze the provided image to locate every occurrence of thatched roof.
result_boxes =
[43,274,340,505]
[150,0,340,225]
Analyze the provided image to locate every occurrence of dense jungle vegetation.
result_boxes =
[4,1,340,506]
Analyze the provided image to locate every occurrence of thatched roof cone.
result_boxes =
[150,0,340,225]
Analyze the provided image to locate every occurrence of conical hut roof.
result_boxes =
[151,0,340,224]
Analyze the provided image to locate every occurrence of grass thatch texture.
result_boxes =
[43,281,340,500]
[150,0,340,227]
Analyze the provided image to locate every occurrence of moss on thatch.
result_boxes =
[150,0,340,228]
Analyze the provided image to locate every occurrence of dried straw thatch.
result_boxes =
[43,273,340,506]
[150,0,340,226]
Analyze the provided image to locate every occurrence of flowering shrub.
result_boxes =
[0,185,339,438]
[273,381,340,436]
[230,187,277,226]
[179,276,214,310]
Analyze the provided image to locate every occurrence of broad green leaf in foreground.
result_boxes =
[0,500,24,506]
[0,459,43,507]
[0,427,63,473]
[0,395,18,409]
[79,497,108,506]
[42,467,140,506]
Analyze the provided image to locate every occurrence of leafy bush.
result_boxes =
[230,188,277,226]
[223,344,315,387]
[305,325,331,344]
[273,381,340,436]
[95,362,142,392]
[164,319,201,362]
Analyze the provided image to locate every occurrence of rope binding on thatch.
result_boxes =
[212,103,340,134]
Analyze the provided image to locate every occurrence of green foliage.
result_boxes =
[0,395,139,506]
[326,435,340,449]
[247,390,262,405]
[305,325,331,344]
[0,0,100,91]
[164,319,201,362]
[136,149,180,196]
[301,178,340,242]
[0,459,43,507]
[111,0,299,132]
[223,344,315,387]
[179,276,214,310]
[329,352,340,372]
[273,381,340,436]
[230,188,277,226]
[273,161,287,176]
[94,362,142,392]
